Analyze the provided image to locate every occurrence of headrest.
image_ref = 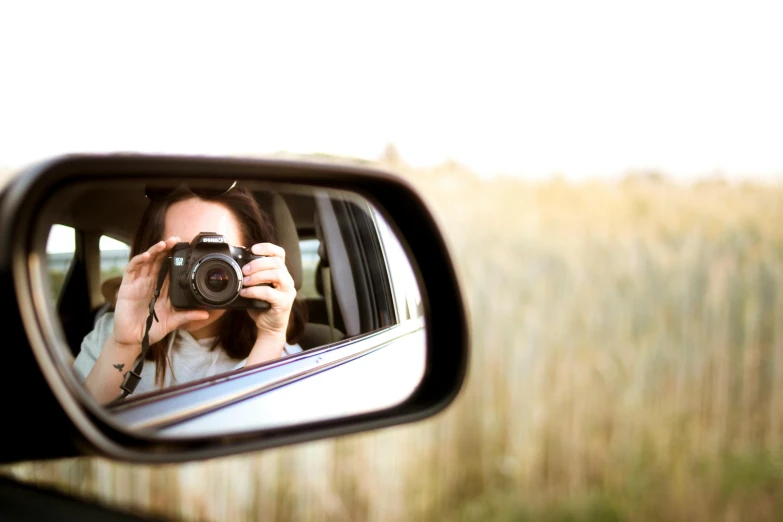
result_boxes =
[101,277,122,306]
[254,192,302,290]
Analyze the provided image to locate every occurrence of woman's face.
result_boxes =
[163,197,244,337]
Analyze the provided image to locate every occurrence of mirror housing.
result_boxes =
[0,154,469,463]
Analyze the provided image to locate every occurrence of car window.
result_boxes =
[99,235,130,284]
[46,224,76,301]
[298,238,320,299]
[373,210,423,321]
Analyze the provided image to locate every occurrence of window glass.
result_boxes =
[46,224,76,301]
[100,235,130,284]
[299,238,321,299]
[374,212,423,321]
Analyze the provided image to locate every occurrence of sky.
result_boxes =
[1,1,782,181]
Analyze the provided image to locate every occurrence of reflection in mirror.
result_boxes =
[33,179,425,438]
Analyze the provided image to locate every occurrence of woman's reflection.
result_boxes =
[73,184,306,404]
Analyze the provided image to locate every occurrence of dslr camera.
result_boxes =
[169,232,270,310]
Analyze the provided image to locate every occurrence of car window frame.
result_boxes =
[372,207,424,322]
[327,195,397,331]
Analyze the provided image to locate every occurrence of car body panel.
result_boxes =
[158,323,425,437]
[110,319,425,435]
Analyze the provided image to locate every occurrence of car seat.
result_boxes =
[58,248,94,357]
[254,191,345,349]
[93,277,121,326]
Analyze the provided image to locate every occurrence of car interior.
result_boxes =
[44,182,360,359]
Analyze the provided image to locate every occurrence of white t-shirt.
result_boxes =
[73,312,302,396]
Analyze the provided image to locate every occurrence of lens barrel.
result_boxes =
[191,254,243,305]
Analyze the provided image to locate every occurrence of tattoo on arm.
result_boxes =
[113,363,125,372]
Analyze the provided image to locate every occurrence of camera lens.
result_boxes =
[205,268,230,292]
[192,254,242,306]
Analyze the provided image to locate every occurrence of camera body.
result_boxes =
[169,232,270,311]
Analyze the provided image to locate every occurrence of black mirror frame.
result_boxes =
[0,154,470,464]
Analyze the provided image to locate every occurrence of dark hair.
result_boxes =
[130,186,307,386]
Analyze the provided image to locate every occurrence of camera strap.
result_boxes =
[108,258,171,406]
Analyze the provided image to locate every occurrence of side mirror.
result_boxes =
[0,154,469,463]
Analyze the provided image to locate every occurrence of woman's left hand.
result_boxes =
[240,243,296,340]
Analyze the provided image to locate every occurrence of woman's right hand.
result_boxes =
[111,236,209,352]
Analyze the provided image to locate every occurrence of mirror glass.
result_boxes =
[32,178,425,438]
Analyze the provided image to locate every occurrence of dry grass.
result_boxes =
[5,159,783,521]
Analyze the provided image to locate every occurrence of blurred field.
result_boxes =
[5,158,783,521]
